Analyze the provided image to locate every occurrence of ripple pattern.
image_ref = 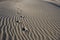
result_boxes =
[0,16,60,40]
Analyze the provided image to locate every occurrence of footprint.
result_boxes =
[17,8,22,15]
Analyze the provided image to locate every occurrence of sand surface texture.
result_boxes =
[0,0,60,40]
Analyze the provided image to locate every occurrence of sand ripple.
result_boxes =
[0,16,60,40]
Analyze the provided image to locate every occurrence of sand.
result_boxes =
[0,0,60,40]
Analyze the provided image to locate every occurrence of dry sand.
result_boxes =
[0,0,60,40]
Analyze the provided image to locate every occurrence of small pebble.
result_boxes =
[16,21,19,23]
[22,27,28,31]
[16,20,21,23]
[22,27,25,31]
[20,16,24,18]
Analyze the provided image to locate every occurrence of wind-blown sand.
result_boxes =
[0,0,60,40]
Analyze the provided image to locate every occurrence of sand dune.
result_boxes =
[0,0,60,40]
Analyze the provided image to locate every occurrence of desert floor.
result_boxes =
[0,0,60,40]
